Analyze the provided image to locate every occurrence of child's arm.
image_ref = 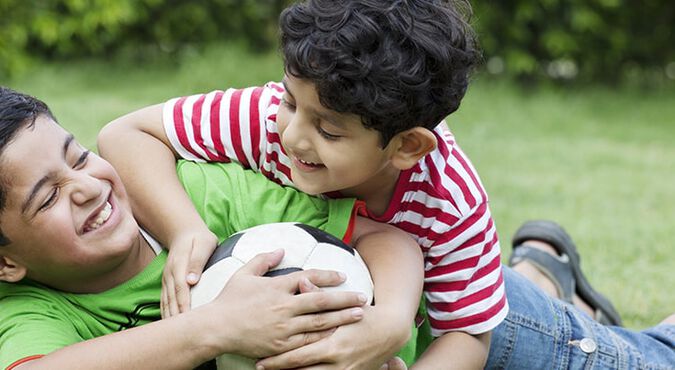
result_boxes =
[412,331,491,369]
[256,217,424,370]
[8,252,367,370]
[98,104,216,317]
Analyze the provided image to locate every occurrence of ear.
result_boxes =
[389,127,437,170]
[0,255,27,283]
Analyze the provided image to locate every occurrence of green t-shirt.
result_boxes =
[0,253,166,369]
[176,161,355,242]
[0,162,355,369]
[178,161,430,367]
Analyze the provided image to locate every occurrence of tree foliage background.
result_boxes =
[1,0,674,84]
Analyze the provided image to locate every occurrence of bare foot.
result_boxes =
[660,313,675,325]
[512,240,595,317]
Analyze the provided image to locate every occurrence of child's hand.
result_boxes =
[255,300,411,369]
[205,249,367,359]
[161,231,218,318]
[382,357,408,370]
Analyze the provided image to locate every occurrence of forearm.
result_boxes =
[17,310,221,370]
[255,221,424,370]
[98,105,210,245]
[352,219,424,351]
[18,253,368,370]
[411,331,491,370]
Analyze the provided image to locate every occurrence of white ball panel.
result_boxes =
[190,257,245,309]
[231,223,317,270]
[304,244,374,304]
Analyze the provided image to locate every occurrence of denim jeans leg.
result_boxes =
[486,266,675,369]
[487,266,571,369]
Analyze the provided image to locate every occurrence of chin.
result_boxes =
[116,215,140,243]
[295,182,326,196]
[292,172,340,195]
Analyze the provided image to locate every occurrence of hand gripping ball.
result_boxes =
[190,222,374,369]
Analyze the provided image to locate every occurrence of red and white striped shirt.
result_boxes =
[163,82,508,336]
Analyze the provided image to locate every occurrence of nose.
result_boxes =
[282,112,312,152]
[69,171,104,205]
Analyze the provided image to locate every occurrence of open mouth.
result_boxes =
[82,195,113,233]
[294,157,325,169]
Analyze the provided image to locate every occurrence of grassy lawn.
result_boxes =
[3,44,674,329]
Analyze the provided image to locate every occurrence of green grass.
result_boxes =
[3,44,674,329]
[453,80,675,328]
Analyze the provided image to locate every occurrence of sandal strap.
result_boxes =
[510,220,623,326]
[509,244,576,304]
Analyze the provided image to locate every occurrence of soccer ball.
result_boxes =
[190,222,374,370]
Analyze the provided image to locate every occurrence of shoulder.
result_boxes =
[417,127,489,215]
[177,160,249,198]
[0,282,70,324]
[389,127,490,234]
[0,281,61,304]
[0,284,79,370]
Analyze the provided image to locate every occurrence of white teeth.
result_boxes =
[86,201,112,231]
[299,158,319,165]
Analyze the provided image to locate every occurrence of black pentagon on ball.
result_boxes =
[294,223,354,255]
[203,232,243,271]
[201,223,355,273]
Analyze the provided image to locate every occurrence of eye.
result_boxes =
[280,97,296,112]
[317,126,341,141]
[39,188,59,212]
[73,150,90,169]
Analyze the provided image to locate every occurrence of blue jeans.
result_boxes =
[487,266,675,369]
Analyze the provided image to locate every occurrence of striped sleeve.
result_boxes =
[396,128,507,336]
[423,203,507,335]
[259,82,293,184]
[162,85,275,172]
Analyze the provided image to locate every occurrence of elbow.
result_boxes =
[388,322,414,356]
[96,119,122,158]
[396,324,413,349]
[385,310,415,351]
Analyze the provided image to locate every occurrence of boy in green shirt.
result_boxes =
[0,87,421,369]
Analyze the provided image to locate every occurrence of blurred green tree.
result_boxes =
[1,0,673,85]
[0,0,289,79]
[473,0,675,84]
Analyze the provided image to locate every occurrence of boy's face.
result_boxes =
[0,116,140,291]
[277,74,399,197]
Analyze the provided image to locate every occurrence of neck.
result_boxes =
[342,164,401,217]
[93,231,155,291]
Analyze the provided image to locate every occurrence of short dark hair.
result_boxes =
[0,87,55,246]
[280,0,480,146]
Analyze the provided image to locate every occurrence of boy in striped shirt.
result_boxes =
[100,0,506,368]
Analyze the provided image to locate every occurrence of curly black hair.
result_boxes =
[0,87,55,246]
[280,0,480,146]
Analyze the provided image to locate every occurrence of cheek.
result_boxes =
[97,161,130,201]
[41,207,79,239]
[334,148,387,175]
[20,223,77,263]
[322,149,360,173]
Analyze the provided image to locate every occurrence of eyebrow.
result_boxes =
[21,134,74,215]
[281,79,346,128]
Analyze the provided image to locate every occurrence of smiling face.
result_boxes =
[0,116,147,292]
[277,74,402,202]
